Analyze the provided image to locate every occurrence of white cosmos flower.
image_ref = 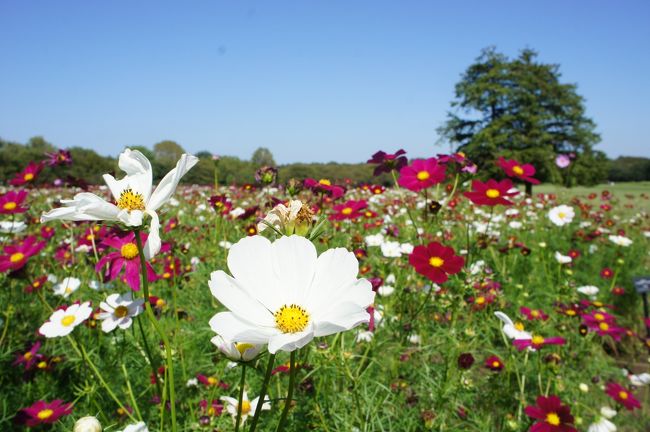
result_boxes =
[577,285,600,296]
[53,277,81,298]
[380,241,402,257]
[98,292,144,333]
[554,251,572,264]
[73,416,102,432]
[39,302,93,338]
[210,334,265,362]
[220,391,269,425]
[120,422,149,432]
[0,220,27,233]
[209,235,374,354]
[608,235,633,247]
[41,149,198,259]
[628,372,650,386]
[364,233,384,247]
[494,311,531,340]
[548,205,575,226]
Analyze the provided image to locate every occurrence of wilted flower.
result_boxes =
[257,200,313,236]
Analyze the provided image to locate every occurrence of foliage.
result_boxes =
[250,147,276,168]
[609,157,650,182]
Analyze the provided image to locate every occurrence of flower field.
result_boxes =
[1,149,649,432]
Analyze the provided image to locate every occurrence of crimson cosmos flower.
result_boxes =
[303,178,345,199]
[367,149,408,176]
[0,190,29,214]
[13,341,42,370]
[463,179,519,206]
[397,158,446,192]
[524,395,577,432]
[409,242,464,284]
[10,161,45,186]
[96,232,157,291]
[17,399,73,427]
[513,335,566,351]
[330,199,367,221]
[497,157,540,184]
[0,236,46,273]
[605,382,641,411]
[484,355,504,372]
[520,307,549,321]
[209,195,233,216]
[45,149,73,166]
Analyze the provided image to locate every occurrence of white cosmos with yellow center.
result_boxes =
[220,391,269,425]
[210,334,264,362]
[98,292,145,333]
[209,235,375,354]
[39,301,93,338]
[41,149,198,259]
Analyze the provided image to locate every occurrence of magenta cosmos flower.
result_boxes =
[409,242,464,284]
[463,179,518,206]
[0,236,46,273]
[96,232,157,291]
[398,158,446,192]
[524,395,576,432]
[10,161,45,186]
[367,149,408,175]
[17,399,73,427]
[0,190,29,214]
[497,157,540,184]
[304,178,345,199]
[45,149,73,166]
[605,382,641,411]
[513,334,565,351]
[330,199,367,221]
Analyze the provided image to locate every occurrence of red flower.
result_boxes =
[0,236,46,273]
[605,382,641,411]
[600,267,614,279]
[25,275,48,293]
[497,157,540,184]
[0,190,29,214]
[96,232,157,291]
[209,195,232,215]
[367,149,408,175]
[397,158,446,192]
[10,161,45,186]
[463,179,518,206]
[330,200,368,221]
[524,395,576,432]
[484,355,504,372]
[17,399,73,427]
[520,307,549,321]
[409,242,464,284]
[513,335,566,351]
[304,178,345,199]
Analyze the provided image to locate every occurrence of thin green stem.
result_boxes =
[235,364,247,432]
[121,363,143,421]
[248,353,276,432]
[276,350,297,432]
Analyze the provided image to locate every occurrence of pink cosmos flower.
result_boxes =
[520,307,549,321]
[330,200,368,221]
[555,154,571,168]
[96,232,157,291]
[45,149,72,166]
[497,157,540,184]
[605,382,641,411]
[0,190,29,214]
[17,399,73,427]
[397,158,446,192]
[10,161,45,186]
[0,236,46,273]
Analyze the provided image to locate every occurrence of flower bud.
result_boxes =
[73,416,102,432]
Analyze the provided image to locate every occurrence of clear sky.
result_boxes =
[1,1,648,164]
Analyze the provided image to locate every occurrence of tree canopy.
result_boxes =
[438,47,606,185]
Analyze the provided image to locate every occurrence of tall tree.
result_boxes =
[154,140,185,164]
[250,147,276,167]
[438,47,606,185]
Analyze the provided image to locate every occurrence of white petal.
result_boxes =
[304,247,360,311]
[209,270,274,327]
[143,210,161,260]
[118,149,154,201]
[313,302,370,337]
[267,327,314,353]
[270,235,317,303]
[311,279,374,322]
[117,209,144,227]
[102,318,119,333]
[209,312,276,344]
[41,192,120,222]
[147,154,198,211]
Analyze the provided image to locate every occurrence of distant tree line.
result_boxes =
[0,136,646,188]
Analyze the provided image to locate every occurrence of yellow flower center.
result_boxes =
[546,412,560,426]
[531,335,545,345]
[429,256,444,267]
[512,165,524,175]
[486,189,500,198]
[117,188,146,212]
[318,179,331,186]
[24,173,35,181]
[24,351,33,360]
[37,361,47,369]
[240,400,251,415]
[236,343,254,356]
[594,313,604,321]
[114,305,129,318]
[207,377,217,385]
[514,322,525,331]
[566,310,576,316]
[558,212,566,219]
[531,310,539,317]
[599,322,609,331]
[341,207,353,215]
[416,171,430,181]
[121,243,139,260]
[3,201,17,210]
[476,296,486,305]
[492,361,500,368]
[60,315,76,327]
[619,391,628,400]
[37,409,54,420]
[10,252,25,263]
[274,304,310,333]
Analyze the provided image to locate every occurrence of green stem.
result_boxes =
[235,364,247,432]
[276,350,297,432]
[248,353,276,432]
[121,363,143,421]
[137,315,163,397]
[134,231,178,431]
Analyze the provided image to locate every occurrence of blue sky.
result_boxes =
[1,1,648,163]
